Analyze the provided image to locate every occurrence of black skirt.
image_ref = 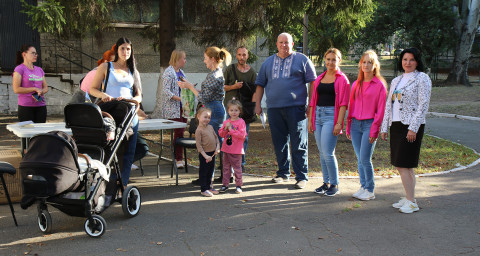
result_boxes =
[390,122,425,168]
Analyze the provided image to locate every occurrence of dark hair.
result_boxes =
[113,37,136,74]
[398,48,424,72]
[15,44,34,66]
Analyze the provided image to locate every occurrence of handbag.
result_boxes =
[231,65,257,123]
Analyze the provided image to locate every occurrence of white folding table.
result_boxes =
[7,119,187,185]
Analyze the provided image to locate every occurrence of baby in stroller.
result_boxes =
[20,100,141,237]
[103,115,116,141]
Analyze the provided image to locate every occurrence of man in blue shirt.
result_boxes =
[254,32,317,189]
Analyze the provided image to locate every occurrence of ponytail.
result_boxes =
[15,51,23,66]
[205,47,231,68]
[219,48,231,67]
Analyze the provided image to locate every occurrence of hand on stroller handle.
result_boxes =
[97,98,140,113]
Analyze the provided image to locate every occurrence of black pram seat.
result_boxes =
[20,131,81,198]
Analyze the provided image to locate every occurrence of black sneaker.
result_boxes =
[219,186,228,193]
[230,177,234,183]
[314,183,329,194]
[325,185,340,197]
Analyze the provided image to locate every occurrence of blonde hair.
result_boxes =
[323,47,342,60]
[196,106,212,119]
[169,49,186,67]
[352,50,387,100]
[205,47,231,68]
[226,98,243,115]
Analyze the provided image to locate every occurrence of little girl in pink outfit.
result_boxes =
[218,99,247,193]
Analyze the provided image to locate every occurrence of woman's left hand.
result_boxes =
[178,80,192,90]
[333,123,341,136]
[369,137,377,144]
[406,130,417,143]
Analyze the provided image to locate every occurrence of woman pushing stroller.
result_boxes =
[90,37,142,190]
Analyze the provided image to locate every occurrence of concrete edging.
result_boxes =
[428,111,480,122]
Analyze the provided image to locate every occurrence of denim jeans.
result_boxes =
[204,100,225,172]
[267,106,308,181]
[350,118,376,192]
[121,114,139,187]
[314,106,339,185]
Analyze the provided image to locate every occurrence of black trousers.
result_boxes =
[199,151,215,192]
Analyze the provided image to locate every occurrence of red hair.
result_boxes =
[97,45,116,66]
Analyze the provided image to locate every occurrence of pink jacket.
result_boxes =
[346,76,387,138]
[218,118,247,154]
[309,69,350,133]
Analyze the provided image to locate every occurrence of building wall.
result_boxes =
[40,27,270,74]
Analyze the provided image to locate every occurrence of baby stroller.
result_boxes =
[20,100,141,237]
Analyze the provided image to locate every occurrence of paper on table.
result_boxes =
[18,121,34,127]
[259,112,266,129]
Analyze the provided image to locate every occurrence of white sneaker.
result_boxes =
[131,164,139,170]
[392,197,408,209]
[357,190,375,201]
[201,190,213,197]
[399,199,419,213]
[176,161,185,168]
[352,188,365,198]
[235,187,242,194]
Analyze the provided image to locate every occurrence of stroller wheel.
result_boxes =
[122,186,141,217]
[84,215,106,238]
[37,210,52,233]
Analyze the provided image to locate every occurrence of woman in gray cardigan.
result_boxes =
[380,48,431,214]
[159,50,188,168]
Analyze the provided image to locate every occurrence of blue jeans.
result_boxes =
[121,114,139,187]
[350,118,376,192]
[267,106,308,181]
[314,106,339,185]
[204,100,225,170]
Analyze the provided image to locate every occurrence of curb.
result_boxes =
[428,111,480,122]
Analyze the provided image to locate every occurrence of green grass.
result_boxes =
[141,121,478,178]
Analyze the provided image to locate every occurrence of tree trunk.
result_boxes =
[152,0,176,118]
[447,0,480,86]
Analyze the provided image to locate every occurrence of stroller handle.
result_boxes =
[96,98,140,113]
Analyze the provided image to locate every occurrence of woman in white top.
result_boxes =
[380,48,431,214]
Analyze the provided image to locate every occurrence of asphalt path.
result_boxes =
[0,116,479,256]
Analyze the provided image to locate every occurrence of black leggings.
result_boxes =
[18,105,47,123]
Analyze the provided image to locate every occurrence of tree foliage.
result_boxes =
[358,0,457,67]
[190,0,376,55]
[20,0,66,34]
[21,0,118,39]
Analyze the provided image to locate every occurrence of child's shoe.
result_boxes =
[219,186,228,193]
[235,186,242,194]
[201,190,213,197]
[209,188,219,195]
